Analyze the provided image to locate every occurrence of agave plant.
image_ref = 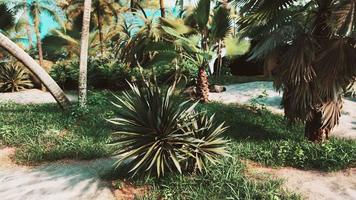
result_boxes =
[108,81,229,177]
[0,63,33,92]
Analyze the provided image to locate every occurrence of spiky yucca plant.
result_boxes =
[108,81,229,177]
[0,63,33,92]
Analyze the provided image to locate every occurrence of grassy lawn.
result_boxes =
[1,91,355,199]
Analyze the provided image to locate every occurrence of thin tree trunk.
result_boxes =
[96,7,104,55]
[23,0,33,49]
[160,0,165,18]
[79,0,92,108]
[33,6,45,91]
[0,32,70,109]
[216,39,223,76]
[33,8,43,66]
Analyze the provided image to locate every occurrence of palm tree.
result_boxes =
[184,0,231,102]
[79,0,92,108]
[238,0,356,142]
[10,0,63,66]
[67,0,120,54]
[0,5,70,109]
[8,0,34,49]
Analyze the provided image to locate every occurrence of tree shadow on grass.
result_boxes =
[199,102,304,142]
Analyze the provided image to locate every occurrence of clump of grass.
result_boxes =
[198,102,356,171]
[111,157,300,200]
[0,91,115,164]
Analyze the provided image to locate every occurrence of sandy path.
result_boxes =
[247,161,356,200]
[0,89,77,104]
[209,81,356,139]
[0,148,116,200]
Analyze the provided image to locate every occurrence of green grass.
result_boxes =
[0,91,354,170]
[199,102,356,171]
[0,91,115,163]
[1,91,355,198]
[121,157,301,200]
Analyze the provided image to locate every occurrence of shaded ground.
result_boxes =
[210,81,356,139]
[0,89,77,104]
[247,161,356,200]
[0,148,116,200]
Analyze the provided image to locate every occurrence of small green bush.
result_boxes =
[50,55,197,90]
[109,82,229,177]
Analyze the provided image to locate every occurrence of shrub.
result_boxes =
[108,82,229,177]
[50,55,197,90]
[50,56,133,90]
[0,63,33,92]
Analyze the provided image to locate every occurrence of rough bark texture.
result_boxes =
[197,66,209,103]
[0,32,70,109]
[305,111,330,143]
[79,0,92,108]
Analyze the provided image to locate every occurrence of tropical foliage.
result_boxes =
[238,0,356,142]
[0,62,33,92]
[108,81,229,177]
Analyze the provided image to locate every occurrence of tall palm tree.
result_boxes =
[79,0,92,108]
[67,0,120,54]
[238,0,356,142]
[185,0,231,102]
[9,0,63,65]
[0,5,70,109]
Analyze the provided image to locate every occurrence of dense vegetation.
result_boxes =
[1,0,356,199]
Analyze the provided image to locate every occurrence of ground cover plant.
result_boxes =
[0,91,354,171]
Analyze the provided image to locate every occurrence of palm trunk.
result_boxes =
[96,7,104,55]
[196,29,210,102]
[33,9,43,66]
[33,7,45,91]
[160,0,165,18]
[0,32,70,109]
[216,39,223,76]
[197,65,209,103]
[79,0,92,108]
[305,110,329,143]
[23,0,33,49]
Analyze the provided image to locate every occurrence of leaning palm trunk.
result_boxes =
[197,65,209,103]
[78,0,92,108]
[0,32,70,109]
